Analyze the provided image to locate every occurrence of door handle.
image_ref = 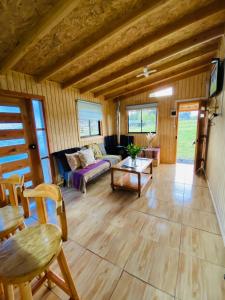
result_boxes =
[29,144,37,150]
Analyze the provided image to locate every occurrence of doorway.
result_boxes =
[0,95,52,187]
[176,102,199,164]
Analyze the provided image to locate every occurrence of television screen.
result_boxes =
[210,62,218,97]
[209,58,224,97]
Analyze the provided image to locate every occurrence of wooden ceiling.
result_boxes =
[0,0,225,100]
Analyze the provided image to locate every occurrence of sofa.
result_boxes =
[104,135,134,159]
[52,143,121,192]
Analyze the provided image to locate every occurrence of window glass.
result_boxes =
[90,120,100,136]
[0,123,23,130]
[3,167,30,178]
[24,181,33,187]
[32,100,45,129]
[128,110,142,132]
[77,101,102,137]
[0,139,25,147]
[0,106,20,113]
[41,158,52,183]
[128,108,157,133]
[142,108,157,132]
[79,119,90,137]
[37,130,48,158]
[0,153,28,164]
[149,87,173,98]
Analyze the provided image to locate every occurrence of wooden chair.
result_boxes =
[0,174,29,240]
[0,183,79,300]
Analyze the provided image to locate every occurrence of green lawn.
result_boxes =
[177,118,197,161]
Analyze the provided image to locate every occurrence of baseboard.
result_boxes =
[206,176,225,246]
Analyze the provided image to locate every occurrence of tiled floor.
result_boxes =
[27,163,225,300]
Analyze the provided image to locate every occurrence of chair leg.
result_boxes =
[18,282,33,300]
[57,248,80,300]
[3,284,14,300]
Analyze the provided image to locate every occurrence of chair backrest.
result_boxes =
[0,174,25,207]
[23,184,68,241]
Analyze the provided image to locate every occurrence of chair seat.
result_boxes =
[0,206,24,238]
[0,224,62,284]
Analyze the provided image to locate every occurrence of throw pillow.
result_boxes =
[98,143,107,155]
[78,148,96,167]
[65,152,81,171]
[88,143,103,159]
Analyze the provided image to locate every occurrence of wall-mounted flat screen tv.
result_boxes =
[209,58,224,97]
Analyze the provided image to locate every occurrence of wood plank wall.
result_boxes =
[206,33,225,244]
[0,71,116,153]
[119,71,209,163]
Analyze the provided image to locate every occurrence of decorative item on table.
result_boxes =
[146,132,156,148]
[126,143,141,166]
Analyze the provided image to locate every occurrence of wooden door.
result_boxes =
[0,96,43,187]
[194,101,208,173]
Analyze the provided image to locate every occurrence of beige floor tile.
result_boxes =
[53,250,122,300]
[110,271,174,300]
[180,225,225,267]
[109,209,147,232]
[182,207,220,234]
[183,185,215,213]
[176,253,225,300]
[140,215,181,249]
[135,197,183,223]
[125,236,179,296]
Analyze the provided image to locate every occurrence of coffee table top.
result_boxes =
[112,157,152,173]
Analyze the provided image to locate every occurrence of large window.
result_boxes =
[127,103,157,133]
[77,100,102,137]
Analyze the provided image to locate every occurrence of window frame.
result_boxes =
[127,107,158,134]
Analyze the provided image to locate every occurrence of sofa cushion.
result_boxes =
[88,143,103,159]
[103,154,121,165]
[78,148,96,167]
[98,143,107,155]
[65,152,81,171]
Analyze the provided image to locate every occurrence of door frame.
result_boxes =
[175,100,204,165]
[0,88,54,184]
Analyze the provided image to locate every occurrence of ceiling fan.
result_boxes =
[136,67,157,78]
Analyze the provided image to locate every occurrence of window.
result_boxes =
[77,100,102,137]
[149,87,173,98]
[32,100,52,183]
[127,103,157,133]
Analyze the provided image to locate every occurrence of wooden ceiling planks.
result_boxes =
[61,1,225,89]
[0,0,81,73]
[113,65,210,101]
[105,60,212,100]
[0,0,224,99]
[35,0,167,82]
[93,44,218,97]
[79,26,224,94]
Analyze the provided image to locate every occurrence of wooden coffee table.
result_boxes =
[111,157,153,197]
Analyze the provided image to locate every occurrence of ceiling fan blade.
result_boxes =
[148,69,157,74]
[136,73,144,78]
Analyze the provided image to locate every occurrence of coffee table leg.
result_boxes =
[111,168,115,191]
[138,173,141,197]
[150,162,153,178]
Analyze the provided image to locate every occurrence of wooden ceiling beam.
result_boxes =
[94,46,217,97]
[105,61,210,100]
[0,0,80,73]
[80,25,224,94]
[36,0,167,82]
[62,1,225,89]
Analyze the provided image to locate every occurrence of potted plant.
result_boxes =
[126,143,141,166]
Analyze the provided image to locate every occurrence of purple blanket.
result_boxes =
[72,160,109,190]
